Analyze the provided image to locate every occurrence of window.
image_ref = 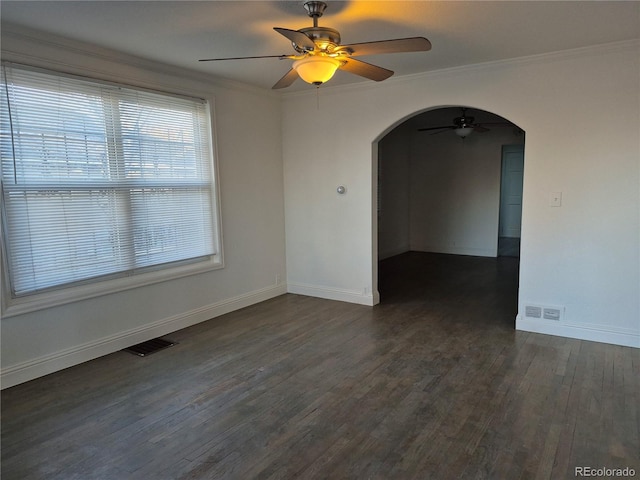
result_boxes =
[1,64,222,312]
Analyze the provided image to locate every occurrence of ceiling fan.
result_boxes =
[199,1,431,89]
[417,108,510,138]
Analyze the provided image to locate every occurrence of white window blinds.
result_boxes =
[1,64,219,298]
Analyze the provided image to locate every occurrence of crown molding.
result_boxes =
[1,23,280,99]
[282,38,640,99]
[2,22,637,101]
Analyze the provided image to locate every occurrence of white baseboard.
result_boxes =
[516,316,640,348]
[1,284,287,389]
[287,282,376,306]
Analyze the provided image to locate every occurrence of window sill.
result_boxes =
[1,255,224,318]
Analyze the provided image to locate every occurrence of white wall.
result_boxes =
[282,41,640,348]
[408,125,524,257]
[378,129,411,259]
[0,27,287,387]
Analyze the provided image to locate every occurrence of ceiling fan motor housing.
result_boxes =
[299,27,341,52]
[454,115,474,128]
[297,2,341,53]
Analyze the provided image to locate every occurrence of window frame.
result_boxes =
[0,63,224,317]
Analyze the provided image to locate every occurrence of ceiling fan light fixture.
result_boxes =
[455,127,474,138]
[199,1,431,90]
[293,56,341,85]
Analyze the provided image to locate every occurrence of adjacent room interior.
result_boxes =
[377,106,524,309]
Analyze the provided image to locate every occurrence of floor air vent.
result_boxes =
[123,338,176,356]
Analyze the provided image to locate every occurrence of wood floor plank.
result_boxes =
[2,252,638,479]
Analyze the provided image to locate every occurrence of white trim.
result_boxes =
[287,282,376,306]
[2,258,224,317]
[372,289,380,306]
[516,316,640,349]
[4,23,637,101]
[0,284,287,389]
[0,23,278,98]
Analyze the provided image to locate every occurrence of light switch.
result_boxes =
[549,191,562,207]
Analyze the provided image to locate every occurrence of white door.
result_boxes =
[499,145,524,238]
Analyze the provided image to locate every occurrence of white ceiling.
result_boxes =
[2,1,639,92]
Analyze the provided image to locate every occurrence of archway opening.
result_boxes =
[374,106,525,327]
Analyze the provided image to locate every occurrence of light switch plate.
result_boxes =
[549,191,562,207]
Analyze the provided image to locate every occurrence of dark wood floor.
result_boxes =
[2,252,638,479]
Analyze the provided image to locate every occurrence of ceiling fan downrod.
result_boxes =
[299,1,341,52]
[303,1,327,27]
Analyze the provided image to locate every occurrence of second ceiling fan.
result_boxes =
[418,108,512,138]
[199,1,432,89]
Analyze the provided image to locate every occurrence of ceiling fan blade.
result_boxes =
[339,58,393,81]
[473,125,490,133]
[430,128,454,135]
[417,126,455,132]
[272,68,299,89]
[476,122,513,127]
[344,37,432,56]
[274,27,316,51]
[199,54,291,62]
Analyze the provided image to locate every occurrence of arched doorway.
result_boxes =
[373,106,525,324]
